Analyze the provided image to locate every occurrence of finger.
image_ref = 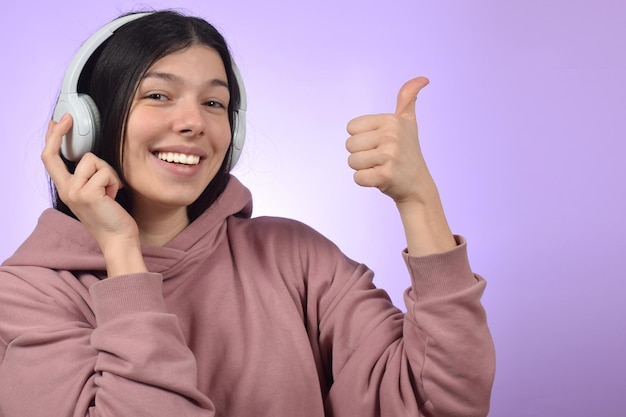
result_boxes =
[42,114,73,187]
[395,76,429,120]
[86,167,122,200]
[353,165,391,189]
[345,130,382,153]
[347,148,385,171]
[73,153,123,199]
[347,114,391,136]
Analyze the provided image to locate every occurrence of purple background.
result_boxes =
[2,1,625,415]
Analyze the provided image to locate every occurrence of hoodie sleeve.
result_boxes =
[313,236,495,417]
[0,268,216,417]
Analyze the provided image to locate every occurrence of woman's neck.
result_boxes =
[133,205,190,247]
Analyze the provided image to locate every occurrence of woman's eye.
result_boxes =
[147,93,168,101]
[205,100,225,109]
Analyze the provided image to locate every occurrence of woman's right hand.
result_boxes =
[42,114,147,276]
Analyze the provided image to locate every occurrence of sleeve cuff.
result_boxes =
[402,235,479,301]
[89,273,168,325]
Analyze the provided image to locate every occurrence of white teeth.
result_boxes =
[156,152,200,165]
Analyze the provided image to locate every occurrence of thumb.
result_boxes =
[395,76,429,120]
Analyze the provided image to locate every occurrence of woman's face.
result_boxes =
[123,45,232,219]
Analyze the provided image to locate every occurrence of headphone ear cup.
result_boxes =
[81,93,102,142]
[53,93,101,161]
[230,109,246,167]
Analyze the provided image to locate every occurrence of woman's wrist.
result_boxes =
[100,237,148,277]
[396,193,457,257]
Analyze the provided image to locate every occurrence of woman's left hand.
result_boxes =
[346,77,456,255]
[345,77,437,205]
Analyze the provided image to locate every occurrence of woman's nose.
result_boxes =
[173,99,205,137]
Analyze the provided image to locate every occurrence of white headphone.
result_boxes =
[53,12,247,166]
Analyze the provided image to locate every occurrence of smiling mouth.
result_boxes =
[155,152,201,166]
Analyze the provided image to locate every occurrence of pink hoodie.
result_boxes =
[0,175,494,417]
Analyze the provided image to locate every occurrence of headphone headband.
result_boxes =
[60,13,153,94]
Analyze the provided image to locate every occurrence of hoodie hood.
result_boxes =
[2,175,253,274]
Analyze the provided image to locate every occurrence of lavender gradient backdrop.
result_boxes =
[1,1,625,415]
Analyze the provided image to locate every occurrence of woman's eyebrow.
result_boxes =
[143,71,229,89]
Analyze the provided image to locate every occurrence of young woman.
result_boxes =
[0,10,495,417]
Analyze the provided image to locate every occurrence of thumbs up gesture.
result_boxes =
[346,77,457,255]
[346,77,435,205]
